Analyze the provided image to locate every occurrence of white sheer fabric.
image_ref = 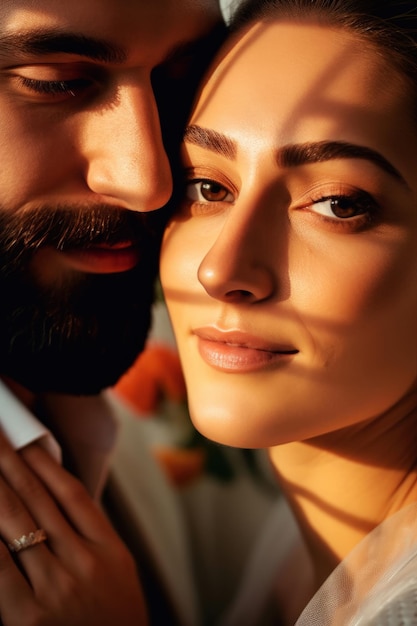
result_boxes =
[297,502,417,625]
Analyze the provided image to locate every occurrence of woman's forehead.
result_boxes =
[189,20,416,183]
[194,21,389,120]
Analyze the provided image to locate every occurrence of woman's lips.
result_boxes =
[193,328,298,373]
[59,242,140,274]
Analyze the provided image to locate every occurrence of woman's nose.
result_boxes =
[197,205,277,303]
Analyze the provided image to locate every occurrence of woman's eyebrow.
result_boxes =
[279,141,408,187]
[0,28,127,63]
[184,125,237,160]
[184,125,407,188]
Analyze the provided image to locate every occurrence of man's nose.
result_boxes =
[81,83,172,211]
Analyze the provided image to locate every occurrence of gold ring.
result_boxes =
[7,529,47,553]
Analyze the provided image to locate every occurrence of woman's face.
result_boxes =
[160,20,417,448]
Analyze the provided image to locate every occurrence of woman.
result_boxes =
[160,0,417,623]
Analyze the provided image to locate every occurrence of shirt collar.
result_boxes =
[0,378,61,461]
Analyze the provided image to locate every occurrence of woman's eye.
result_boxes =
[17,76,92,98]
[311,193,377,221]
[185,179,235,203]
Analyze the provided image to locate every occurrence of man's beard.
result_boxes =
[0,204,166,395]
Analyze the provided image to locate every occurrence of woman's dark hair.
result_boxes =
[229,0,417,95]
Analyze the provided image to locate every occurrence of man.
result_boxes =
[0,1,224,624]
[0,0,223,396]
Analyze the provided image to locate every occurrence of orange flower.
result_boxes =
[153,446,206,486]
[113,343,186,414]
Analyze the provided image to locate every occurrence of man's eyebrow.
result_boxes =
[279,140,407,187]
[0,28,126,63]
[184,125,237,160]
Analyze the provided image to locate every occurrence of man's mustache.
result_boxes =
[0,204,158,257]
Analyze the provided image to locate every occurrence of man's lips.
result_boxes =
[58,242,140,274]
[193,328,298,373]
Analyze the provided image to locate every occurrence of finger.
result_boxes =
[21,442,118,543]
[0,434,47,544]
[0,431,84,569]
[0,468,59,593]
[0,539,36,610]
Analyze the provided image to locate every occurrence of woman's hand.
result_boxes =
[0,430,148,626]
